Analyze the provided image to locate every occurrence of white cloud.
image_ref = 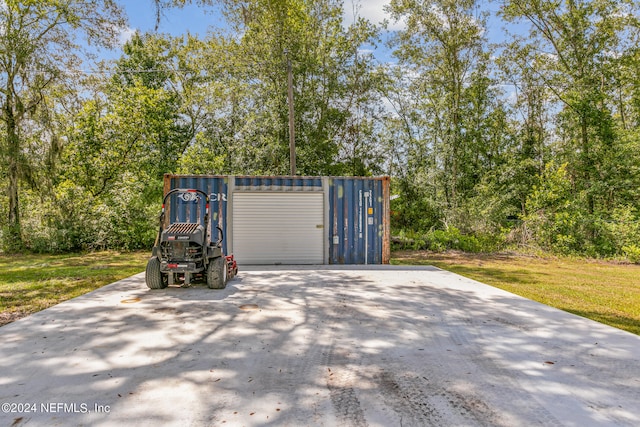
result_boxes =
[118,26,137,46]
[343,0,406,31]
[357,47,376,56]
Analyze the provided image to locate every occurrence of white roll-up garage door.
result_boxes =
[232,192,324,264]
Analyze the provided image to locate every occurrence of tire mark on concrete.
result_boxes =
[323,292,368,427]
[326,346,367,427]
[374,369,445,426]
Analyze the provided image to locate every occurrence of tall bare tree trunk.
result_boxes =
[4,91,22,247]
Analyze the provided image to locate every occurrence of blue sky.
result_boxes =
[120,0,401,36]
[115,1,404,63]
[114,0,515,64]
[120,1,223,37]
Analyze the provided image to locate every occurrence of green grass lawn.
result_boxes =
[392,250,640,336]
[0,251,149,326]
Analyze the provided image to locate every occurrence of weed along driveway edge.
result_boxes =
[1,266,639,426]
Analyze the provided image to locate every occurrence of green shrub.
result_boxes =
[11,174,159,253]
[392,229,427,251]
[623,245,640,264]
[427,227,486,253]
[603,206,640,255]
[392,227,502,253]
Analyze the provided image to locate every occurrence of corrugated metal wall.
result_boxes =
[163,174,390,264]
[328,177,389,265]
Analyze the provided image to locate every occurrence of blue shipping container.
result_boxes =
[163,174,390,265]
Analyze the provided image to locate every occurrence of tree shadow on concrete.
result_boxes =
[1,267,639,426]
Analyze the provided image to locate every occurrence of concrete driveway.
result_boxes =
[1,266,639,426]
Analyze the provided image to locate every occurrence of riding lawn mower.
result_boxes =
[145,188,237,289]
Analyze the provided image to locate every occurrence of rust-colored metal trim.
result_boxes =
[163,173,173,196]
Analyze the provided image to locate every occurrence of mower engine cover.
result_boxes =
[162,222,205,245]
[158,222,207,273]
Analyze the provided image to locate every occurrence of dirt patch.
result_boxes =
[392,250,531,265]
[392,249,638,267]
[0,310,29,327]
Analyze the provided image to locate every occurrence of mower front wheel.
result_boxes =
[145,256,167,289]
[207,256,227,289]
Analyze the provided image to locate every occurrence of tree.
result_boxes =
[0,0,125,249]
[175,0,384,176]
[112,31,200,178]
[494,41,552,218]
[387,0,505,230]
[52,32,205,251]
[501,0,640,252]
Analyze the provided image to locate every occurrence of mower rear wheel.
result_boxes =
[145,256,167,289]
[207,256,227,289]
